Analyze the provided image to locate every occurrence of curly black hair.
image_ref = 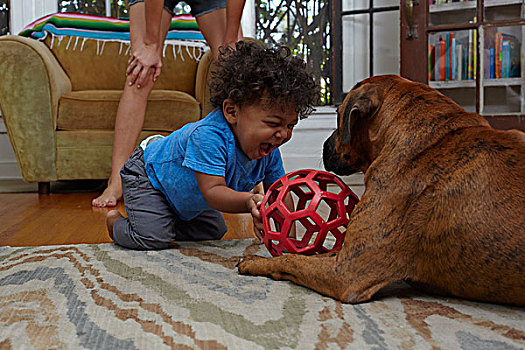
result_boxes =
[209,40,320,119]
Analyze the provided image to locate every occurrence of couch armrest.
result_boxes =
[195,49,215,118]
[0,35,72,182]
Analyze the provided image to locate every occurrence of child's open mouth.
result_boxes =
[259,143,274,157]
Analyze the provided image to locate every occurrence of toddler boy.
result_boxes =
[107,40,320,249]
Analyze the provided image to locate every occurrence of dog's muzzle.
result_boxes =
[322,132,338,173]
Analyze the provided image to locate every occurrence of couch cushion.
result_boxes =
[44,35,200,93]
[57,90,201,131]
[55,130,171,179]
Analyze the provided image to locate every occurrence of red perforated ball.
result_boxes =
[260,169,359,256]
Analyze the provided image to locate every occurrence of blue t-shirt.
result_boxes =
[143,109,285,220]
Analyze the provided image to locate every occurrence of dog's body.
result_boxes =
[238,75,525,306]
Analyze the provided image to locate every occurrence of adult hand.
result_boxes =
[247,193,264,241]
[127,44,162,88]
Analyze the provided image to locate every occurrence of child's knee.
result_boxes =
[215,220,228,239]
[112,218,172,250]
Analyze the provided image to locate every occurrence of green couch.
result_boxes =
[0,34,215,193]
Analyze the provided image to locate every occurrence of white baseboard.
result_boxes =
[0,179,37,193]
[0,117,25,182]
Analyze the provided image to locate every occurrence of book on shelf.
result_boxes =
[456,43,463,80]
[427,24,524,83]
[489,47,495,79]
[502,40,509,78]
[429,32,470,82]
[428,44,435,81]
[430,29,487,83]
[444,33,456,81]
[467,29,474,80]
[496,32,502,78]
[440,36,446,81]
[451,36,456,80]
[469,23,478,80]
[503,33,521,78]
[485,28,521,80]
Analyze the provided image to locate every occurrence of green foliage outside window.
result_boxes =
[58,0,106,16]
[0,0,8,36]
[58,0,190,19]
[256,0,332,105]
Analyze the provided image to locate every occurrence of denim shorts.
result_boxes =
[129,0,226,17]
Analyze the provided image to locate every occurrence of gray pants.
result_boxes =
[113,148,227,250]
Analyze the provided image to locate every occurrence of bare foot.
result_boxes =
[92,178,122,207]
[106,210,124,240]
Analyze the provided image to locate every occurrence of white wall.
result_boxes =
[280,106,337,172]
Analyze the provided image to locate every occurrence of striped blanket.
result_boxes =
[19,12,206,44]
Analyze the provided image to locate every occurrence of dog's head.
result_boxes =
[323,75,399,175]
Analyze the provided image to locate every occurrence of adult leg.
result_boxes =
[190,0,245,58]
[194,8,226,59]
[92,3,173,207]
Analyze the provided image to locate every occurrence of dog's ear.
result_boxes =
[340,94,377,145]
[340,104,355,145]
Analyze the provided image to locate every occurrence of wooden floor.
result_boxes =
[0,191,255,247]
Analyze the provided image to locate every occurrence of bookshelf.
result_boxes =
[401,0,525,130]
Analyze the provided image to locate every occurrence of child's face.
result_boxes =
[224,99,298,160]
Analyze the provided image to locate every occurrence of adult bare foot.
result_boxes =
[106,210,124,240]
[92,178,122,207]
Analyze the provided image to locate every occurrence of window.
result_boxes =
[256,0,400,106]
[255,0,333,105]
[342,0,400,94]
[0,0,8,36]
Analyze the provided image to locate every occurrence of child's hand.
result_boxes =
[252,182,264,196]
[247,193,264,241]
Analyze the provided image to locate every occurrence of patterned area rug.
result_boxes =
[0,240,523,349]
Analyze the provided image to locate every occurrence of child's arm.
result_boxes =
[196,172,261,212]
[197,172,265,239]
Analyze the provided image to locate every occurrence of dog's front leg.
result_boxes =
[238,253,349,299]
[238,249,397,303]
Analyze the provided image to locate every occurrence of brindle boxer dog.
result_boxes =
[238,75,525,306]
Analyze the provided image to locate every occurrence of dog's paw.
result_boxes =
[237,255,266,275]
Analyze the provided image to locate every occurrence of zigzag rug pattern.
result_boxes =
[0,240,523,349]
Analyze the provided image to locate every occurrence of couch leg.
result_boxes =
[38,182,50,194]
